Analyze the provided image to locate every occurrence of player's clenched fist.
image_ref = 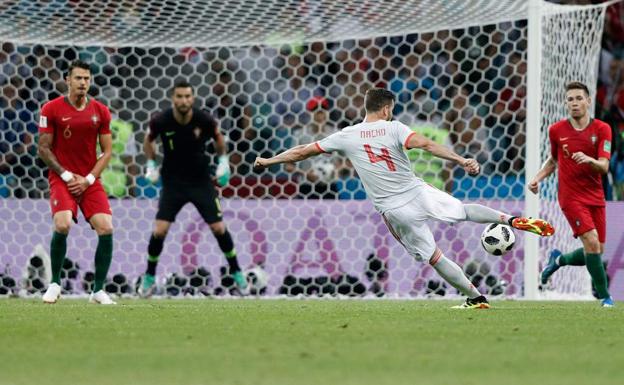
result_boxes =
[528,179,539,194]
[462,158,480,176]
[254,157,268,169]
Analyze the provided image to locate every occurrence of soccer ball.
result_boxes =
[245,266,269,295]
[480,224,515,256]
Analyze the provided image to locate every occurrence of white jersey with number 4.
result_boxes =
[316,120,426,213]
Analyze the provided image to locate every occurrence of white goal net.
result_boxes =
[0,0,613,298]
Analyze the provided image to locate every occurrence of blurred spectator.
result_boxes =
[403,112,453,192]
[0,9,619,201]
[596,1,624,200]
[99,89,136,198]
[286,96,340,199]
[603,89,624,200]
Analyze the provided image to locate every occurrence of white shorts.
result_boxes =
[382,184,466,261]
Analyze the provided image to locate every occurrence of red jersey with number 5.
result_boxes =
[38,96,111,183]
[549,118,611,207]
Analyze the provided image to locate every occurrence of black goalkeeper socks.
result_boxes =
[146,234,165,275]
[214,230,241,273]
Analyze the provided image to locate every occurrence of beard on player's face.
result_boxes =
[175,105,190,114]
[174,100,193,116]
[173,92,193,116]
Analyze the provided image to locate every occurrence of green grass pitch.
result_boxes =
[0,299,621,385]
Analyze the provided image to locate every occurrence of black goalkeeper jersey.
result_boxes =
[148,107,218,183]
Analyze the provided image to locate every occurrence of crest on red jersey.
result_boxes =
[91,114,100,126]
[591,134,597,144]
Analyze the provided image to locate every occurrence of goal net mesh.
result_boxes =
[0,0,609,298]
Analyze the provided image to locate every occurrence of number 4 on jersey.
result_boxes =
[363,144,396,171]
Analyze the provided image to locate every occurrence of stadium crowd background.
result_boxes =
[0,1,623,201]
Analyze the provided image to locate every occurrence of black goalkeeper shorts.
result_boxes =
[156,181,223,224]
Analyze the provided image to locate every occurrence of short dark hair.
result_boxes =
[172,80,194,94]
[365,88,395,113]
[565,81,590,97]
[66,60,91,76]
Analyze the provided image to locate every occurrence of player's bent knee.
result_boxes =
[95,224,113,236]
[153,220,171,238]
[54,221,72,234]
[580,232,600,253]
[53,212,73,234]
[209,222,226,235]
[582,239,600,254]
[585,241,601,254]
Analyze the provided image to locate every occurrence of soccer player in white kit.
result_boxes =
[255,88,554,308]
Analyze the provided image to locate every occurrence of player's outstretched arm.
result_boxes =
[405,132,479,175]
[528,156,557,194]
[254,143,322,169]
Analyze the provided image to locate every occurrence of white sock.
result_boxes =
[463,203,512,225]
[430,249,481,298]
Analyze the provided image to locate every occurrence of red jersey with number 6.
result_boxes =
[38,96,111,183]
[548,118,611,207]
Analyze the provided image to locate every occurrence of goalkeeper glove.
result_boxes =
[215,155,231,186]
[146,159,160,184]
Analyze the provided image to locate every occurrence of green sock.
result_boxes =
[50,232,68,284]
[585,253,610,299]
[225,249,241,273]
[558,248,585,266]
[94,234,113,292]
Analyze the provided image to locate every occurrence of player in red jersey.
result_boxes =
[37,60,116,305]
[529,81,614,307]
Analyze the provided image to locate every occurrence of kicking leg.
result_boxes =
[463,203,554,237]
[383,201,489,308]
[463,203,513,224]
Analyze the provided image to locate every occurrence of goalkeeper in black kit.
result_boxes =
[139,80,248,296]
